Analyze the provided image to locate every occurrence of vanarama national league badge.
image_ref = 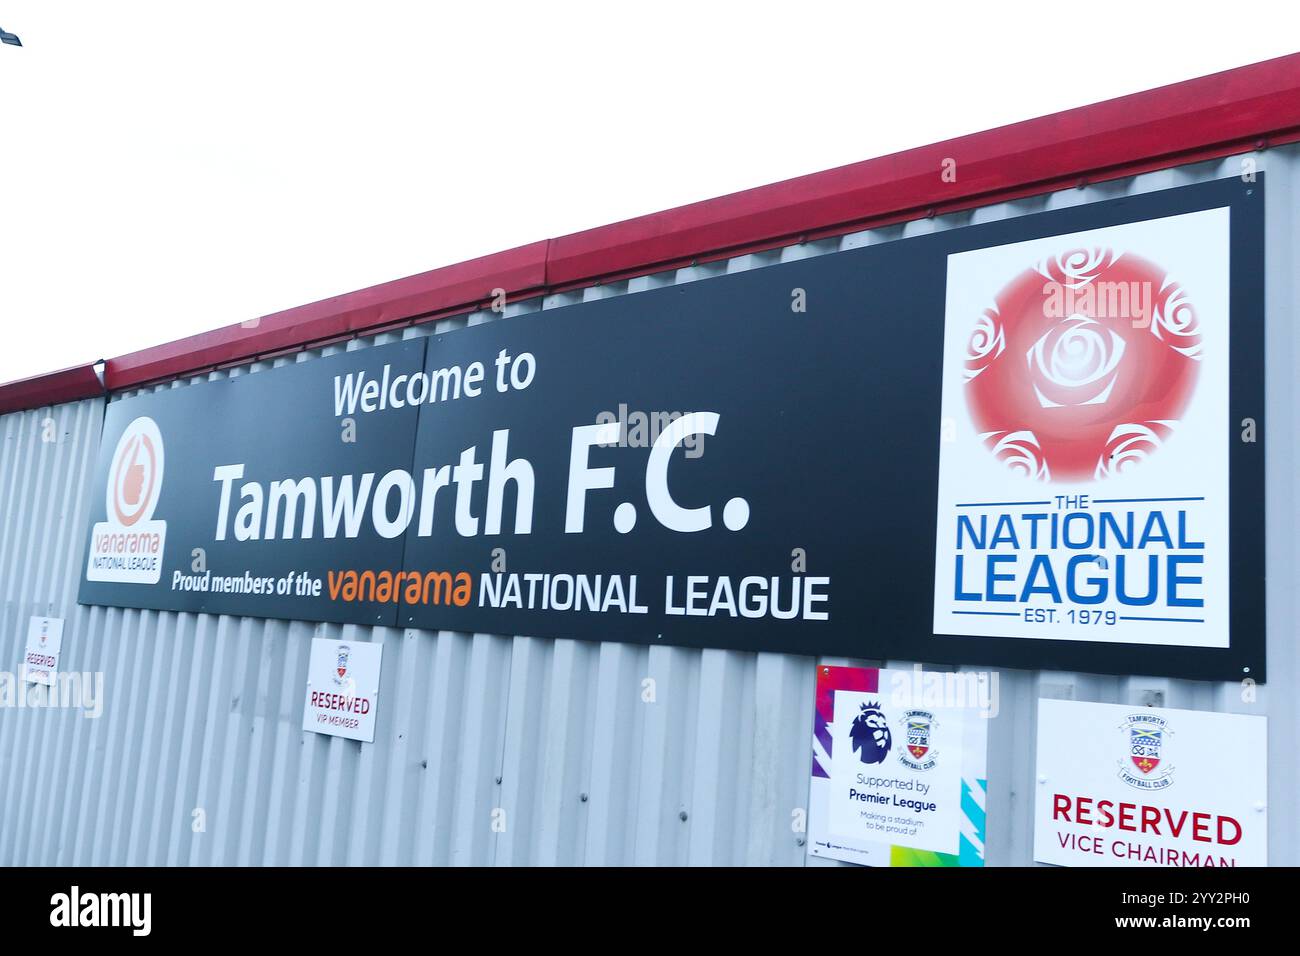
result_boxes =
[85,416,169,585]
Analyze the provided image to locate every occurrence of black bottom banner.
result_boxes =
[0,865,1278,941]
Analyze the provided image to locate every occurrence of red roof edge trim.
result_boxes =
[0,363,105,416]
[538,126,1300,296]
[101,240,550,391]
[544,58,1300,286]
[1,53,1298,413]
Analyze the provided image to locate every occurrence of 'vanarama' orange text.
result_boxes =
[328,569,472,605]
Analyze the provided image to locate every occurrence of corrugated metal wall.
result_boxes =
[1,148,1295,866]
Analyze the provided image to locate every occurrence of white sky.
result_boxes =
[1,1,1297,384]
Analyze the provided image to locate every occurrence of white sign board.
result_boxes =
[933,208,1232,648]
[809,666,990,866]
[302,638,382,743]
[24,616,64,686]
[1034,699,1267,867]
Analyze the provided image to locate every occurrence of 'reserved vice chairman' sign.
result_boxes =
[77,177,1265,680]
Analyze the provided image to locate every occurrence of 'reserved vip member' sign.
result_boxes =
[302,638,383,743]
[808,666,989,867]
[23,616,64,686]
[77,178,1263,680]
[1034,699,1267,867]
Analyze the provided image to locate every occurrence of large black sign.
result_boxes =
[79,178,1265,680]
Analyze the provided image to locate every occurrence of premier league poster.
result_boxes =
[808,665,990,867]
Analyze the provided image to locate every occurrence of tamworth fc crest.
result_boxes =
[1117,714,1174,790]
[334,644,351,686]
[898,709,939,771]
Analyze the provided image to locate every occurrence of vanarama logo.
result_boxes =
[964,248,1202,482]
[326,568,473,605]
[86,417,168,584]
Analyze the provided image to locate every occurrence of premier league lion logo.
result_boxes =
[849,701,892,764]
